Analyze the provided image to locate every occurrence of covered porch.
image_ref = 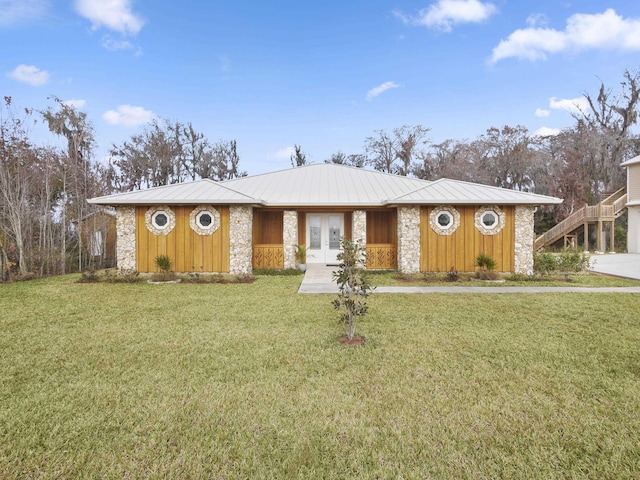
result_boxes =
[251,208,398,270]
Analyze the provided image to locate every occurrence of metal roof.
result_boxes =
[221,163,429,206]
[88,163,562,206]
[388,178,562,205]
[88,178,259,205]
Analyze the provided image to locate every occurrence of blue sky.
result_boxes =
[2,0,640,174]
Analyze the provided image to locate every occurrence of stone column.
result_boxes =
[229,206,253,274]
[514,206,535,275]
[283,211,298,269]
[116,207,136,272]
[352,210,366,244]
[397,206,421,274]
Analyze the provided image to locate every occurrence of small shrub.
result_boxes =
[294,245,307,264]
[533,252,557,277]
[556,251,591,280]
[77,269,99,283]
[446,267,459,282]
[475,253,498,280]
[533,251,591,281]
[154,255,173,273]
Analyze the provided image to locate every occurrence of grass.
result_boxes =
[1,274,640,478]
[368,270,640,287]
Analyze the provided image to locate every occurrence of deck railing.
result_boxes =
[252,244,284,269]
[534,188,628,251]
[366,244,397,270]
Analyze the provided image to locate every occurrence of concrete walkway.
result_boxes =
[589,253,640,280]
[297,263,640,294]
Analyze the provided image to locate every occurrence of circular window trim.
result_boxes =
[430,206,460,236]
[475,206,505,235]
[145,206,176,236]
[189,205,220,235]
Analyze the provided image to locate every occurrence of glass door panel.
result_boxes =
[328,215,342,250]
[309,215,322,250]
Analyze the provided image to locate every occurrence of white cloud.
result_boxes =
[63,99,87,109]
[549,96,590,115]
[6,64,49,86]
[534,127,561,137]
[491,9,640,63]
[272,146,296,160]
[535,108,550,118]
[395,0,497,32]
[101,35,133,51]
[0,0,49,26]
[74,0,144,35]
[103,104,155,127]
[526,13,548,28]
[366,81,400,100]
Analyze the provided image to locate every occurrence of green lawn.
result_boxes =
[1,275,640,478]
[368,270,640,287]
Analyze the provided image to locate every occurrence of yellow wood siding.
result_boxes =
[136,206,230,272]
[420,206,515,272]
[365,210,397,269]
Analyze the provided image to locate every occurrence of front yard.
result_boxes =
[1,275,639,478]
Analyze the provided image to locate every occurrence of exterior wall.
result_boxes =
[352,210,366,244]
[397,206,421,274]
[628,206,640,253]
[229,205,253,274]
[514,206,535,274]
[283,210,298,269]
[419,205,515,272]
[136,205,230,273]
[116,207,136,271]
[629,164,640,202]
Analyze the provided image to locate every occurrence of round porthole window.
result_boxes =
[482,211,498,228]
[145,206,176,236]
[474,206,505,235]
[152,211,169,229]
[430,206,460,236]
[437,212,453,228]
[197,212,212,228]
[190,206,220,235]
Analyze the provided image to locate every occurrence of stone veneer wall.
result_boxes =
[514,206,535,274]
[116,207,136,271]
[283,211,298,269]
[229,206,253,274]
[352,210,366,244]
[397,206,421,274]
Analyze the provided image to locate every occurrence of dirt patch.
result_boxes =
[337,335,366,346]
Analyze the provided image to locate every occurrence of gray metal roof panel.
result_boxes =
[388,178,563,205]
[88,179,261,205]
[221,163,430,206]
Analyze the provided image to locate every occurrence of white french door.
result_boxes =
[306,213,344,264]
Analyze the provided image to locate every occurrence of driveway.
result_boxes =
[589,253,640,280]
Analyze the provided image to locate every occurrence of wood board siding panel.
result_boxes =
[420,206,515,272]
[136,205,230,273]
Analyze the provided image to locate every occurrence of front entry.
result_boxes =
[306,213,344,264]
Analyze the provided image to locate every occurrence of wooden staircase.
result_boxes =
[535,188,627,251]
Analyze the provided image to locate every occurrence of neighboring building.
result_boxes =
[79,208,117,268]
[88,163,562,275]
[621,155,640,253]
